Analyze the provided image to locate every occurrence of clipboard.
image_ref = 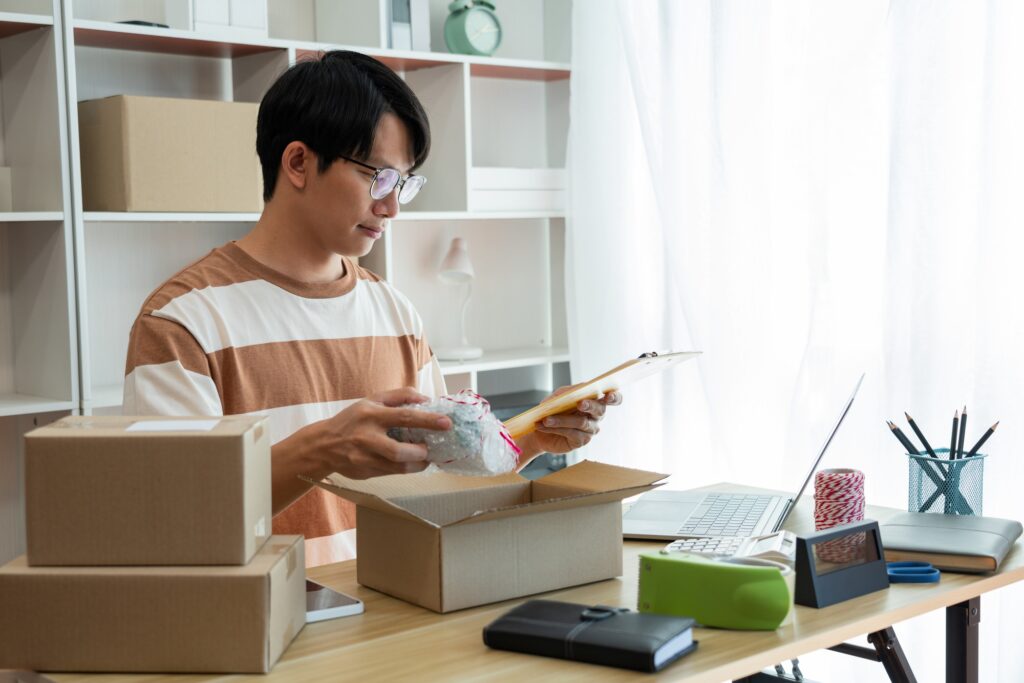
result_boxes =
[503,351,701,440]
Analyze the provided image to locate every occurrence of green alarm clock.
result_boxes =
[444,0,502,56]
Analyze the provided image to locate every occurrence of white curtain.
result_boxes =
[567,1,1024,680]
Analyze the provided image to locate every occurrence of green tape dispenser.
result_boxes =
[638,551,794,631]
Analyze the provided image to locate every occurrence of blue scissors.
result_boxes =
[887,561,940,583]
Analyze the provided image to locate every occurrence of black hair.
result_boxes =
[256,50,431,200]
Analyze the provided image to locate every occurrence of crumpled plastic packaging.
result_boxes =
[388,390,521,476]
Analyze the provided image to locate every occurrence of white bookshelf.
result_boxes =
[0,0,77,564]
[0,0,573,560]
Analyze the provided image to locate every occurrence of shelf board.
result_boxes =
[84,211,259,223]
[0,211,64,222]
[0,12,53,39]
[82,211,562,223]
[296,46,571,81]
[396,210,564,221]
[439,347,569,375]
[0,393,74,418]
[86,385,123,410]
[70,20,570,80]
[73,19,289,57]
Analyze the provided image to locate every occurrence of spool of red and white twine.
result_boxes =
[814,468,866,564]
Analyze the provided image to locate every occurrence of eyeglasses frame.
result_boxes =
[338,154,426,204]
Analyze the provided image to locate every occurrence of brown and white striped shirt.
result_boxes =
[123,241,445,566]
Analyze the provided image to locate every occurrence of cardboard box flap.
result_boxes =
[318,469,524,499]
[392,482,529,526]
[305,477,430,527]
[446,482,662,527]
[535,460,668,493]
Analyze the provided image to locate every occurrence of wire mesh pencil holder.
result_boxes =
[907,449,985,516]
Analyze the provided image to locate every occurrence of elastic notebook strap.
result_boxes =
[565,606,628,660]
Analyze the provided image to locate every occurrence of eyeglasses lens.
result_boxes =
[370,168,400,200]
[398,176,425,204]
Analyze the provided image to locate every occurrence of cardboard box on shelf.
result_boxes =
[25,415,272,566]
[77,95,262,212]
[309,460,667,613]
[0,535,305,674]
[467,166,566,212]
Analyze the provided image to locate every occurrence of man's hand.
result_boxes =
[305,387,451,480]
[516,387,623,461]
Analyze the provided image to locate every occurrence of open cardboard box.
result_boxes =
[309,460,667,612]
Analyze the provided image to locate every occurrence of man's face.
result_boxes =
[302,113,414,258]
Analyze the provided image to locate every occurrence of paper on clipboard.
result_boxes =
[503,351,701,440]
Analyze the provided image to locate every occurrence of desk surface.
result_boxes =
[51,484,1024,683]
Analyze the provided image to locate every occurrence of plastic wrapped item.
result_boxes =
[389,390,521,476]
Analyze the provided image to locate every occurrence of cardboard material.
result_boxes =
[309,460,667,612]
[0,535,305,673]
[25,415,272,566]
[78,95,262,212]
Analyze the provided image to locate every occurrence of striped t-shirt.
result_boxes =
[123,241,445,566]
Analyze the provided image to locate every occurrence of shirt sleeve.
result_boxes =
[122,313,223,416]
[417,355,448,399]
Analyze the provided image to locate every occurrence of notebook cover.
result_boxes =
[482,599,697,673]
[880,512,1022,573]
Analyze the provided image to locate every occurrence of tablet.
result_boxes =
[503,351,700,439]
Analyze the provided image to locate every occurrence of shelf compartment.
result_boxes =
[0,22,65,212]
[0,222,75,410]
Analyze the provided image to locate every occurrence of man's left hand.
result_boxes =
[516,388,623,460]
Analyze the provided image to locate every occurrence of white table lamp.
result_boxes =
[436,237,483,361]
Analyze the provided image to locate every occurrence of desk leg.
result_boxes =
[946,596,980,683]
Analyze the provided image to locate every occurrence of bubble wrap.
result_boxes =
[388,390,521,476]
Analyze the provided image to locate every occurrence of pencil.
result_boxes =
[905,412,937,458]
[956,405,968,460]
[966,421,999,457]
[949,410,959,460]
[887,420,920,454]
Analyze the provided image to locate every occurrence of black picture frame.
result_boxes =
[794,519,890,608]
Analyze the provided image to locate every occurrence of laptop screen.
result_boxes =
[774,373,865,531]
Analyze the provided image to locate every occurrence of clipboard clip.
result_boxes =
[638,351,659,358]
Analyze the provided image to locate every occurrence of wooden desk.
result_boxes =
[50,486,1023,683]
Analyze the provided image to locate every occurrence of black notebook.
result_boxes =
[483,600,697,673]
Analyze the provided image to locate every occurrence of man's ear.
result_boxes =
[280,141,313,192]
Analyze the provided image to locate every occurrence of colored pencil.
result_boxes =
[966,421,999,457]
[949,410,959,460]
[956,405,968,460]
[905,412,937,458]
[888,420,919,454]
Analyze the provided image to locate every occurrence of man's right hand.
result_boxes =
[305,386,451,480]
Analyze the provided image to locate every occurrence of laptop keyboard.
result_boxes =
[676,494,774,537]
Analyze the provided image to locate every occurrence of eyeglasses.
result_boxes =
[339,155,426,205]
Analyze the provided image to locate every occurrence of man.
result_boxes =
[123,51,620,566]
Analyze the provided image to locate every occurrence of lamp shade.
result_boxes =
[438,237,474,284]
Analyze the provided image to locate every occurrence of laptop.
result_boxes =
[622,374,864,540]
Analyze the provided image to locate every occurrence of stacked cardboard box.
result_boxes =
[0,415,306,674]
